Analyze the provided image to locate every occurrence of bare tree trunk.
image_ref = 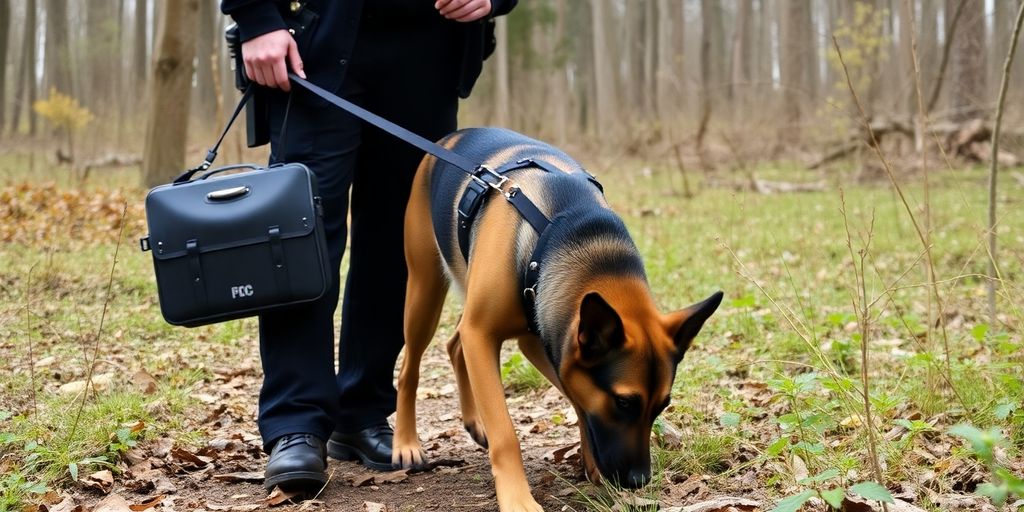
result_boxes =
[0,0,10,130]
[142,0,199,188]
[9,0,37,135]
[86,0,117,115]
[729,0,752,121]
[44,0,74,96]
[193,0,218,127]
[927,0,967,113]
[135,0,149,96]
[642,0,656,117]
[493,15,510,126]
[950,0,986,121]
[781,0,806,142]
[549,0,568,145]
[591,0,615,141]
[655,0,674,127]
[696,0,715,165]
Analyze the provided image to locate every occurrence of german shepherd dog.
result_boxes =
[393,128,722,512]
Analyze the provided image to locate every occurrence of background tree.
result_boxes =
[141,0,199,188]
[0,0,10,131]
[44,0,73,96]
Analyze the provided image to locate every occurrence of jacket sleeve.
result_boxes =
[491,0,517,17]
[221,0,287,42]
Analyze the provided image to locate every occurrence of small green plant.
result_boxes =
[770,469,894,512]
[501,353,547,392]
[949,424,1024,506]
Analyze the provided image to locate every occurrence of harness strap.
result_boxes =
[457,158,560,262]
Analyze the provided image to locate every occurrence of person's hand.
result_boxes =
[435,0,491,22]
[241,29,305,92]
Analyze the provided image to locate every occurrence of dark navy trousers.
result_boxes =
[256,14,461,448]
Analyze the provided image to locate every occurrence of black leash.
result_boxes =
[174,77,574,335]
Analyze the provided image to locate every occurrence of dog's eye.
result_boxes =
[614,395,640,412]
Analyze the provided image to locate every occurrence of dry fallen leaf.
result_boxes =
[542,442,580,464]
[661,496,760,512]
[92,494,132,512]
[132,370,159,395]
[82,470,114,494]
[127,495,165,512]
[842,496,929,512]
[263,486,302,506]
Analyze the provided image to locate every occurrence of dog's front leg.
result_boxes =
[461,325,544,512]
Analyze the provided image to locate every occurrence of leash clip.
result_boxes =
[471,165,509,192]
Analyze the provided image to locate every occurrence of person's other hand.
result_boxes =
[435,0,491,22]
[241,29,305,92]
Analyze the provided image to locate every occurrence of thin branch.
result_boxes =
[987,0,1024,324]
[831,35,953,382]
[65,204,128,447]
[926,0,967,113]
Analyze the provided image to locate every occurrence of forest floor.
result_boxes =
[2,155,1024,512]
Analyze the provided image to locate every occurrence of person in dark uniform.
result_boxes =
[219,0,517,491]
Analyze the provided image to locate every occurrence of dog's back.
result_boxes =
[426,128,614,280]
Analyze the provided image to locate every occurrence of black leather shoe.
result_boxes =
[327,422,396,471]
[264,434,328,491]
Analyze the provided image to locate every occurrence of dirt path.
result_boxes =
[85,339,594,512]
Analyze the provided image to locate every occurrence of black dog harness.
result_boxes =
[456,158,603,334]
[254,74,605,334]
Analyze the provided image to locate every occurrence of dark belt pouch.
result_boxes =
[141,163,330,327]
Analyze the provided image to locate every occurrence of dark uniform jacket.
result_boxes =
[220,0,517,98]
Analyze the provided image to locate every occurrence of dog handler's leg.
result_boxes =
[447,327,488,448]
[394,164,448,469]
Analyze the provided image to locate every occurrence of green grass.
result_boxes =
[1,150,1023,510]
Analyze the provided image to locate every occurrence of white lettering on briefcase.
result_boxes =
[231,284,254,299]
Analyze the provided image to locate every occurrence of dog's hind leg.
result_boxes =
[393,165,448,469]
[517,335,563,394]
[447,325,488,448]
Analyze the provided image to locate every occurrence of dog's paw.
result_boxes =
[498,496,544,512]
[392,440,427,469]
[463,419,488,449]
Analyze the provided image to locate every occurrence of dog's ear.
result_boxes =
[665,291,723,359]
[577,292,625,362]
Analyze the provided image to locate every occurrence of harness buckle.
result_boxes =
[472,165,509,193]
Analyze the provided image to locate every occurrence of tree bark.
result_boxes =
[950,0,986,121]
[44,0,74,96]
[135,0,149,96]
[781,0,807,140]
[142,0,199,188]
[86,0,118,114]
[590,0,615,140]
[193,0,218,124]
[0,0,10,131]
[9,0,37,135]
[729,0,751,105]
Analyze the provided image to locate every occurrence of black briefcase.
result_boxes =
[141,162,330,327]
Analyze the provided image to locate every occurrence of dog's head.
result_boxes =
[558,288,723,488]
